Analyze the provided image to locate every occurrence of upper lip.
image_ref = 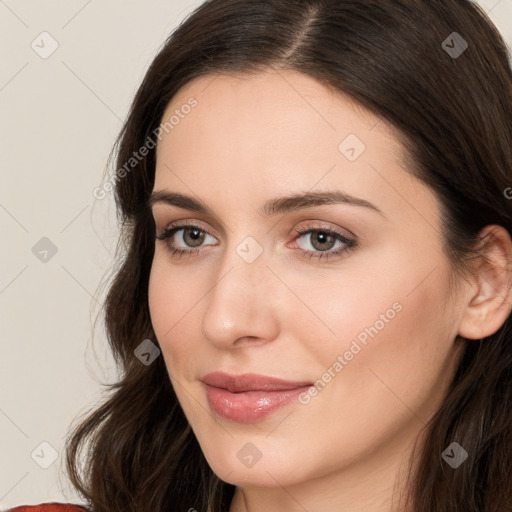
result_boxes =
[201,372,313,392]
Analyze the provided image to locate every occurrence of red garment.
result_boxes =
[8,504,87,512]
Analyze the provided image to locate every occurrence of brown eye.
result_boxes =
[182,227,206,247]
[292,224,357,262]
[155,223,217,257]
[308,231,337,252]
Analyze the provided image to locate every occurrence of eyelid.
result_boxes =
[157,219,351,240]
[289,220,356,240]
[152,210,227,238]
[156,216,354,238]
[158,218,220,238]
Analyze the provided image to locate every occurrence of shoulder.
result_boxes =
[7,504,88,512]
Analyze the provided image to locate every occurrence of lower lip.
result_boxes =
[203,383,312,423]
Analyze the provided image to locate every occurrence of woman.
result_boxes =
[10,0,512,510]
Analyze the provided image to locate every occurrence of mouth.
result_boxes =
[201,372,313,423]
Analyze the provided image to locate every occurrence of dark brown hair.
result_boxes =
[65,0,512,510]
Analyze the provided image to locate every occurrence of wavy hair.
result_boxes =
[65,1,512,510]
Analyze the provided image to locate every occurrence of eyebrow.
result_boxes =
[147,190,385,218]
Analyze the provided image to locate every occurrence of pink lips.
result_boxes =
[201,372,313,423]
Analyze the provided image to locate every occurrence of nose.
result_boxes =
[200,246,281,350]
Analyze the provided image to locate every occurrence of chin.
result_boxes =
[200,440,311,488]
[212,460,297,488]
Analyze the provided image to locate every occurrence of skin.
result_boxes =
[147,69,512,512]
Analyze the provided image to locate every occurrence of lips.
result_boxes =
[201,371,313,423]
[201,372,313,392]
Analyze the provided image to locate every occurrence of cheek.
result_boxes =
[295,239,457,399]
[281,259,406,370]
[301,242,453,365]
[303,260,457,426]
[147,258,201,366]
[148,260,172,337]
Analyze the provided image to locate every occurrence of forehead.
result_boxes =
[153,70,436,225]
[157,70,396,166]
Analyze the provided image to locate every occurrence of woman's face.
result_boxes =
[148,70,465,492]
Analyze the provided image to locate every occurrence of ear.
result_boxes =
[458,225,512,340]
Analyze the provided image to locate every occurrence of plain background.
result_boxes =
[1,0,511,508]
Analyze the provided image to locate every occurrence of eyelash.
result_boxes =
[155,222,357,262]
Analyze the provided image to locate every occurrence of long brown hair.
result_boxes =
[65,1,512,510]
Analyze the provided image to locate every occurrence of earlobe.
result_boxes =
[458,225,512,341]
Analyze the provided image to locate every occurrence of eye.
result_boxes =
[155,222,357,262]
[155,223,217,258]
[292,224,357,261]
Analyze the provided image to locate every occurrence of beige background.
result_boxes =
[1,0,511,508]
